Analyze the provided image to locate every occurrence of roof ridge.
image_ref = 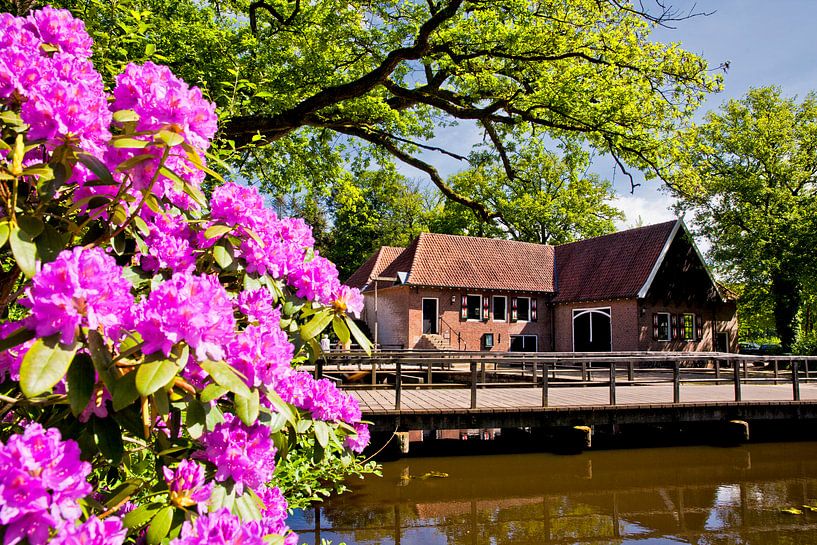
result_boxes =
[421,231,553,249]
[555,219,679,249]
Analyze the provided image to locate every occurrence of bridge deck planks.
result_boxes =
[351,384,817,415]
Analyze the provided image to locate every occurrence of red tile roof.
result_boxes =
[552,220,678,302]
[345,246,405,289]
[380,232,555,292]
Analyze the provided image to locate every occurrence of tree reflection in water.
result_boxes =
[289,443,817,545]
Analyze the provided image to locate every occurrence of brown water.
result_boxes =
[289,443,817,545]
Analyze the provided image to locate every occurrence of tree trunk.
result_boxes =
[771,271,800,352]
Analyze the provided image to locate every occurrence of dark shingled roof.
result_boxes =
[552,220,678,303]
[380,232,555,292]
[345,246,404,290]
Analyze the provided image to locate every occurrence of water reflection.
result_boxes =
[289,443,817,545]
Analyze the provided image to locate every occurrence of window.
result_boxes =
[683,313,696,341]
[492,296,507,322]
[510,335,538,352]
[656,312,671,341]
[516,297,531,321]
[466,294,482,320]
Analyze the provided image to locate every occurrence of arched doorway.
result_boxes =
[572,308,612,352]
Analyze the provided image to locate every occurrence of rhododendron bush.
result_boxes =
[0,7,374,545]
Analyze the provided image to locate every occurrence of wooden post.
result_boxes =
[743,358,749,380]
[371,360,377,386]
[793,360,801,401]
[714,358,721,384]
[470,361,478,409]
[581,361,587,385]
[481,360,486,386]
[628,360,634,383]
[542,362,549,407]
[805,359,811,382]
[673,361,680,404]
[427,361,432,385]
[733,358,742,401]
[774,360,779,385]
[609,362,616,405]
[394,359,402,410]
[532,359,537,384]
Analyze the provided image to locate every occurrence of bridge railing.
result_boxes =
[315,351,817,410]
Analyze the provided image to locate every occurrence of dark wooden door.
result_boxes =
[422,298,438,334]
[573,310,612,352]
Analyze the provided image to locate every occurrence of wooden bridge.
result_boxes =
[319,351,817,433]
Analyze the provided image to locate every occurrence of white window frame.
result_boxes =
[492,295,507,322]
[657,312,671,342]
[510,334,538,352]
[516,296,531,322]
[683,313,696,341]
[465,293,482,321]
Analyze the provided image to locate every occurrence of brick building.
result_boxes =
[346,220,738,353]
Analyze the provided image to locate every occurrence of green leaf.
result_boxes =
[76,153,115,185]
[200,383,227,403]
[332,316,351,346]
[185,399,207,439]
[113,109,140,123]
[213,242,234,269]
[300,309,333,341]
[235,389,259,425]
[93,416,124,463]
[104,479,143,509]
[10,223,38,278]
[154,386,170,416]
[35,224,65,263]
[123,503,162,529]
[157,130,184,147]
[345,315,373,355]
[135,359,178,396]
[0,219,9,248]
[146,506,174,545]
[265,390,297,426]
[20,336,78,397]
[0,326,34,352]
[199,360,251,398]
[234,492,263,521]
[145,43,156,56]
[111,371,140,411]
[112,137,150,149]
[18,216,44,238]
[313,420,330,448]
[204,224,232,239]
[67,354,95,416]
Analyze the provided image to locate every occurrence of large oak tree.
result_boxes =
[10,0,721,223]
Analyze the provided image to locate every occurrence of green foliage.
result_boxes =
[38,0,719,224]
[670,87,817,350]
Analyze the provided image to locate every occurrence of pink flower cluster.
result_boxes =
[140,212,197,274]
[22,247,134,344]
[170,509,266,545]
[0,9,110,176]
[50,517,126,545]
[198,414,277,495]
[0,424,93,545]
[134,272,235,361]
[103,61,218,210]
[163,460,213,508]
[273,371,362,425]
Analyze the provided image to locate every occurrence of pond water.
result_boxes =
[288,442,817,545]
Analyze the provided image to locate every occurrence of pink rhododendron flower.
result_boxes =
[24,7,94,58]
[170,509,268,545]
[0,424,92,545]
[134,272,235,361]
[22,246,134,344]
[197,414,276,495]
[163,460,213,508]
[50,516,126,545]
[344,422,371,453]
[332,285,364,317]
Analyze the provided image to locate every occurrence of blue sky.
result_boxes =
[402,1,817,230]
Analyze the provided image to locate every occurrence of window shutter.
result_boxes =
[677,314,685,340]
[671,314,678,340]
[531,298,538,322]
[483,295,489,321]
[652,313,659,340]
[696,315,703,340]
[511,297,518,322]
[460,295,467,320]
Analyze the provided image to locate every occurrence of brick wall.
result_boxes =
[553,299,639,351]
[406,287,550,351]
[638,300,739,352]
[361,286,411,348]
